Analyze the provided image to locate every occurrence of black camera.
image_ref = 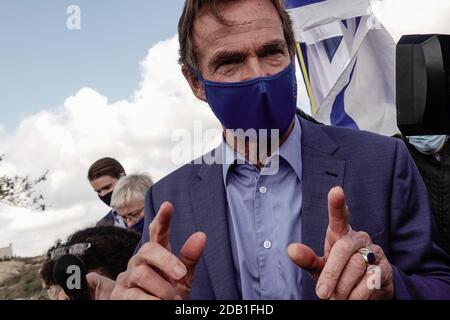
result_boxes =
[396,34,450,135]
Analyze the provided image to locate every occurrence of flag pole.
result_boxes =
[296,42,317,115]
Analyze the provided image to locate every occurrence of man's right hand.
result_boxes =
[110,201,207,300]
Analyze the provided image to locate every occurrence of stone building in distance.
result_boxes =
[0,243,13,259]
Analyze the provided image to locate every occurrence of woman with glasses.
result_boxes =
[111,174,153,235]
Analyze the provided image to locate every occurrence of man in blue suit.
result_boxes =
[87,0,450,300]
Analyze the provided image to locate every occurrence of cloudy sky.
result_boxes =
[1,0,450,257]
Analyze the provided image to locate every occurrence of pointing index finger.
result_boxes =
[327,187,351,244]
[149,201,174,248]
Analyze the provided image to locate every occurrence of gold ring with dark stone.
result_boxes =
[357,248,376,267]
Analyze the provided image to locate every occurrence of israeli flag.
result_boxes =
[285,0,399,136]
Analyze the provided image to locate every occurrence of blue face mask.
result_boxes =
[130,218,145,234]
[199,63,298,137]
[408,135,448,155]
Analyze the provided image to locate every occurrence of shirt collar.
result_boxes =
[277,116,302,180]
[221,117,302,184]
[221,136,246,182]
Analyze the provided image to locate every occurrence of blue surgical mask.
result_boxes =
[199,63,298,137]
[408,135,448,155]
[130,218,144,234]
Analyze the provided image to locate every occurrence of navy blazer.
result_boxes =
[96,210,115,227]
[137,117,450,299]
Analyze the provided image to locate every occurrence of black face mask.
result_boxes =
[99,191,113,207]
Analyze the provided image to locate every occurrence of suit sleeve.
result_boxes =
[389,139,450,299]
[133,186,157,254]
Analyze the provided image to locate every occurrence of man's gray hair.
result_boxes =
[111,174,153,209]
[178,0,296,72]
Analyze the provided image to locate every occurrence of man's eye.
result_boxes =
[264,50,283,57]
[219,59,240,69]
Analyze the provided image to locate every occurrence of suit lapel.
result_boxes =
[299,118,346,299]
[190,161,241,300]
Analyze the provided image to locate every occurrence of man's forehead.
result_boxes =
[196,18,282,43]
[91,176,114,189]
[94,178,112,186]
[192,0,284,52]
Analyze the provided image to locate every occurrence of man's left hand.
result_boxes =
[288,186,394,300]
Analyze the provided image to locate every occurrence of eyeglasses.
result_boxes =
[50,243,91,261]
[121,207,144,222]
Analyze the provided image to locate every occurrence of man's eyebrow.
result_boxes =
[257,40,288,55]
[207,40,288,71]
[208,51,246,71]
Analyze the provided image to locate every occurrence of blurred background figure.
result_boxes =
[405,135,450,254]
[111,174,153,235]
[39,226,141,300]
[87,157,127,228]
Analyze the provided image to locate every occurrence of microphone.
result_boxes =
[53,254,92,300]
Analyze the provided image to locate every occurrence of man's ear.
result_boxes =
[182,66,207,102]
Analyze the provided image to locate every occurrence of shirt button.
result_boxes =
[263,240,272,249]
[259,186,267,194]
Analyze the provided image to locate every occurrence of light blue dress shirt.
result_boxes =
[222,117,303,300]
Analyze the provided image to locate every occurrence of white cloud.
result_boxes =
[0,35,221,257]
[372,0,450,42]
[1,1,450,256]
[0,202,99,257]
